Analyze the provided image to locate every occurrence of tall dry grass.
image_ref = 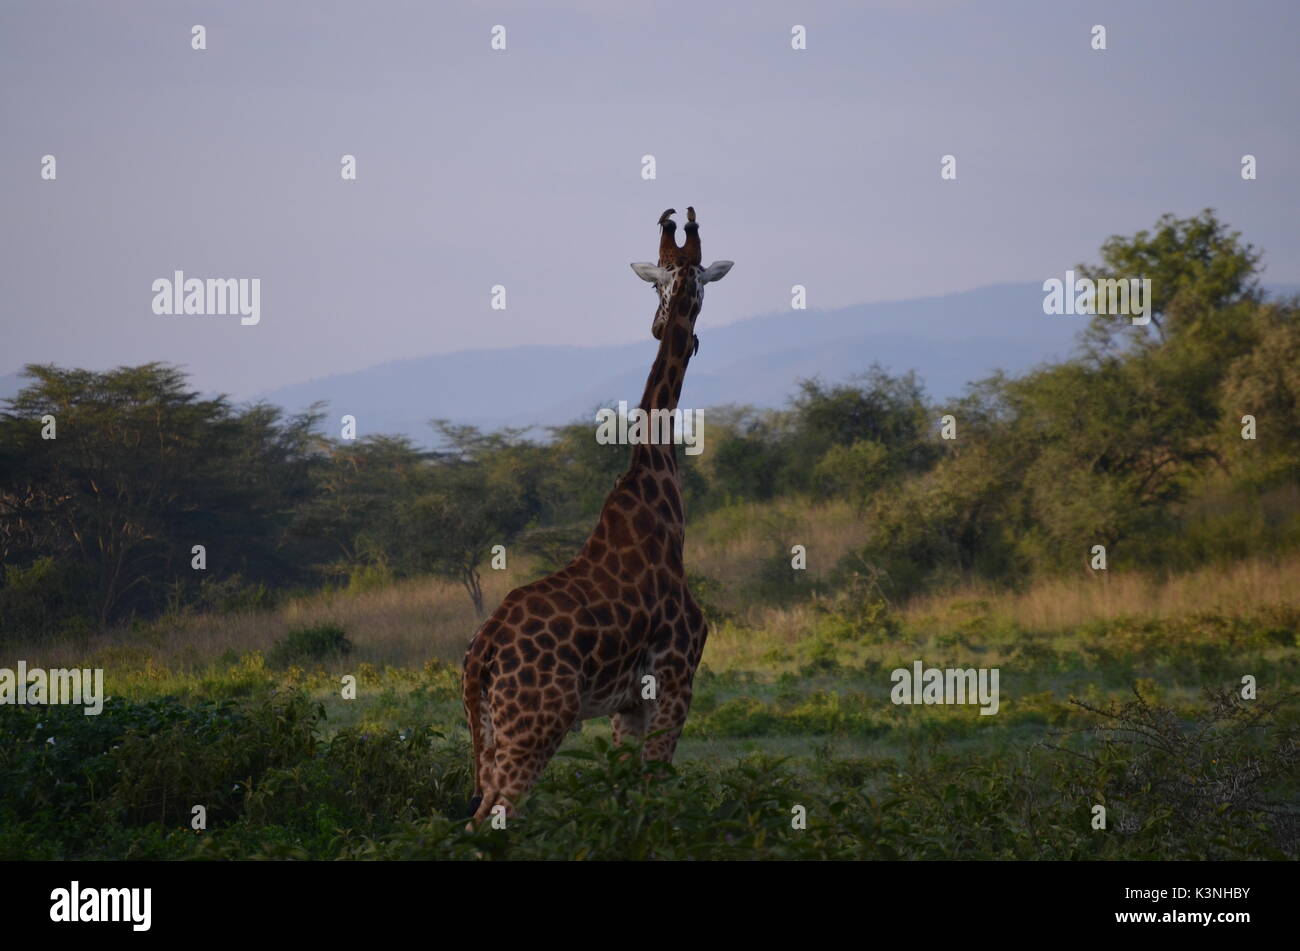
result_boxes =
[9,499,1296,674]
[904,552,1300,631]
[12,572,523,672]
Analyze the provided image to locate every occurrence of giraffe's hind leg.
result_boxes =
[470,692,577,827]
[473,733,567,824]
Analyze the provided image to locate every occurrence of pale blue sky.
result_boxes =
[2,0,1297,397]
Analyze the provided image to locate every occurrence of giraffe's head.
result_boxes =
[630,207,733,340]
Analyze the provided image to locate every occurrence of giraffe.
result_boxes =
[461,206,733,826]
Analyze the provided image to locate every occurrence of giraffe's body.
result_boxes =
[461,207,732,825]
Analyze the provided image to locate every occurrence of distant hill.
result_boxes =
[254,282,1299,446]
[256,283,1078,444]
[5,283,1297,444]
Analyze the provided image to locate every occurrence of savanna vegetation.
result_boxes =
[1,210,1297,859]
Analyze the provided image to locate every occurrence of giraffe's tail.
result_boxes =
[462,633,496,824]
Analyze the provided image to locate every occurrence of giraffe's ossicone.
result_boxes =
[461,207,733,827]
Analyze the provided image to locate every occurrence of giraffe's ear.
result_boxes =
[701,260,734,284]
[630,263,667,284]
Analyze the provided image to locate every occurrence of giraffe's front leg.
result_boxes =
[611,703,648,751]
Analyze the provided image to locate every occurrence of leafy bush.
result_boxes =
[1043,686,1300,859]
[244,727,472,832]
[104,691,321,827]
[194,573,276,614]
[0,691,322,855]
[267,623,352,668]
[0,556,92,642]
[3,683,1297,860]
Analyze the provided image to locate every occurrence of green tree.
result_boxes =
[1217,298,1300,486]
[0,364,319,631]
[788,368,934,496]
[292,434,431,581]
[1078,209,1262,353]
[378,462,530,616]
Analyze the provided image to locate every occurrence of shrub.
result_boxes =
[267,623,352,668]
[1043,685,1300,859]
[0,691,322,853]
[103,691,322,827]
[0,557,92,642]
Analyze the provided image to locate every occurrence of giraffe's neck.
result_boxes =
[631,273,699,473]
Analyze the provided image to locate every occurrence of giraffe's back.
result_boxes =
[468,551,676,724]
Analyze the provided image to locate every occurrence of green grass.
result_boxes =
[2,591,1296,860]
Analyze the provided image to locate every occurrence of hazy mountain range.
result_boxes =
[259,282,1089,443]
[5,283,1297,447]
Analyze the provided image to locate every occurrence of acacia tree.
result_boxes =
[293,434,432,581]
[377,462,530,616]
[0,363,318,631]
